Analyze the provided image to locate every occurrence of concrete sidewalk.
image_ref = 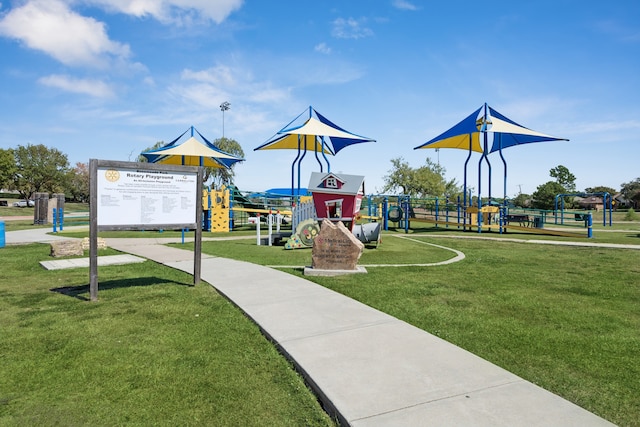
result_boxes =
[6,228,615,426]
[4,226,82,244]
[105,237,614,426]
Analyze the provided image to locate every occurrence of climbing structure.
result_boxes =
[204,187,231,232]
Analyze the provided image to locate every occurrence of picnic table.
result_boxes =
[504,214,531,227]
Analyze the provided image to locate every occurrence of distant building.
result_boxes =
[613,193,631,209]
[575,196,604,211]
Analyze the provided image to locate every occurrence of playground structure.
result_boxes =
[201,176,384,247]
[200,182,603,242]
[48,183,602,243]
[254,106,376,199]
[554,192,613,226]
[414,103,570,234]
[137,109,594,243]
[372,194,597,239]
[202,185,298,233]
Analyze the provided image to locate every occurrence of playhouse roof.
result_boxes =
[308,172,365,196]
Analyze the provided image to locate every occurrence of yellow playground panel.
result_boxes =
[466,205,500,230]
[203,187,230,232]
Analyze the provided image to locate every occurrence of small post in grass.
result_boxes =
[268,209,273,246]
[256,214,261,245]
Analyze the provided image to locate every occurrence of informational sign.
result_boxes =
[96,167,198,226]
[89,159,203,301]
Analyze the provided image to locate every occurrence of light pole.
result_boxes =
[220,101,230,138]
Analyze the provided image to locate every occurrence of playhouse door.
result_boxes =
[325,199,343,218]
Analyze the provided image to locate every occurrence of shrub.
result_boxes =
[623,208,637,221]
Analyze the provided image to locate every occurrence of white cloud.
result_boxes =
[331,17,373,39]
[181,64,239,87]
[0,0,130,68]
[314,42,331,54]
[392,0,419,11]
[38,74,115,98]
[158,64,293,140]
[174,64,291,110]
[85,0,244,25]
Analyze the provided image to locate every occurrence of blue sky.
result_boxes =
[1,0,638,197]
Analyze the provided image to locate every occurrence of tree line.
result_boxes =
[382,157,640,210]
[0,144,86,202]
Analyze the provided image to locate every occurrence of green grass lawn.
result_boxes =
[0,244,334,426]
[197,233,640,427]
[194,232,455,266]
[4,219,639,425]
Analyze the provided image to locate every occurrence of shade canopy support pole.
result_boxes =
[476,103,490,233]
[314,142,323,173]
[477,150,485,234]
[320,136,331,172]
[484,139,492,207]
[297,136,308,198]
[463,134,473,231]
[498,137,508,206]
[290,136,302,197]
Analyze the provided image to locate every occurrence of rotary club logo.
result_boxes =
[104,169,120,182]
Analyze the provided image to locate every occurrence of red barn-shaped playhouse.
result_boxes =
[308,172,365,231]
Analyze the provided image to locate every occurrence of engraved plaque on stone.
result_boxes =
[311,219,364,270]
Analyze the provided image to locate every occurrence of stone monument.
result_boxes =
[50,240,84,257]
[305,219,366,276]
[33,192,48,225]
